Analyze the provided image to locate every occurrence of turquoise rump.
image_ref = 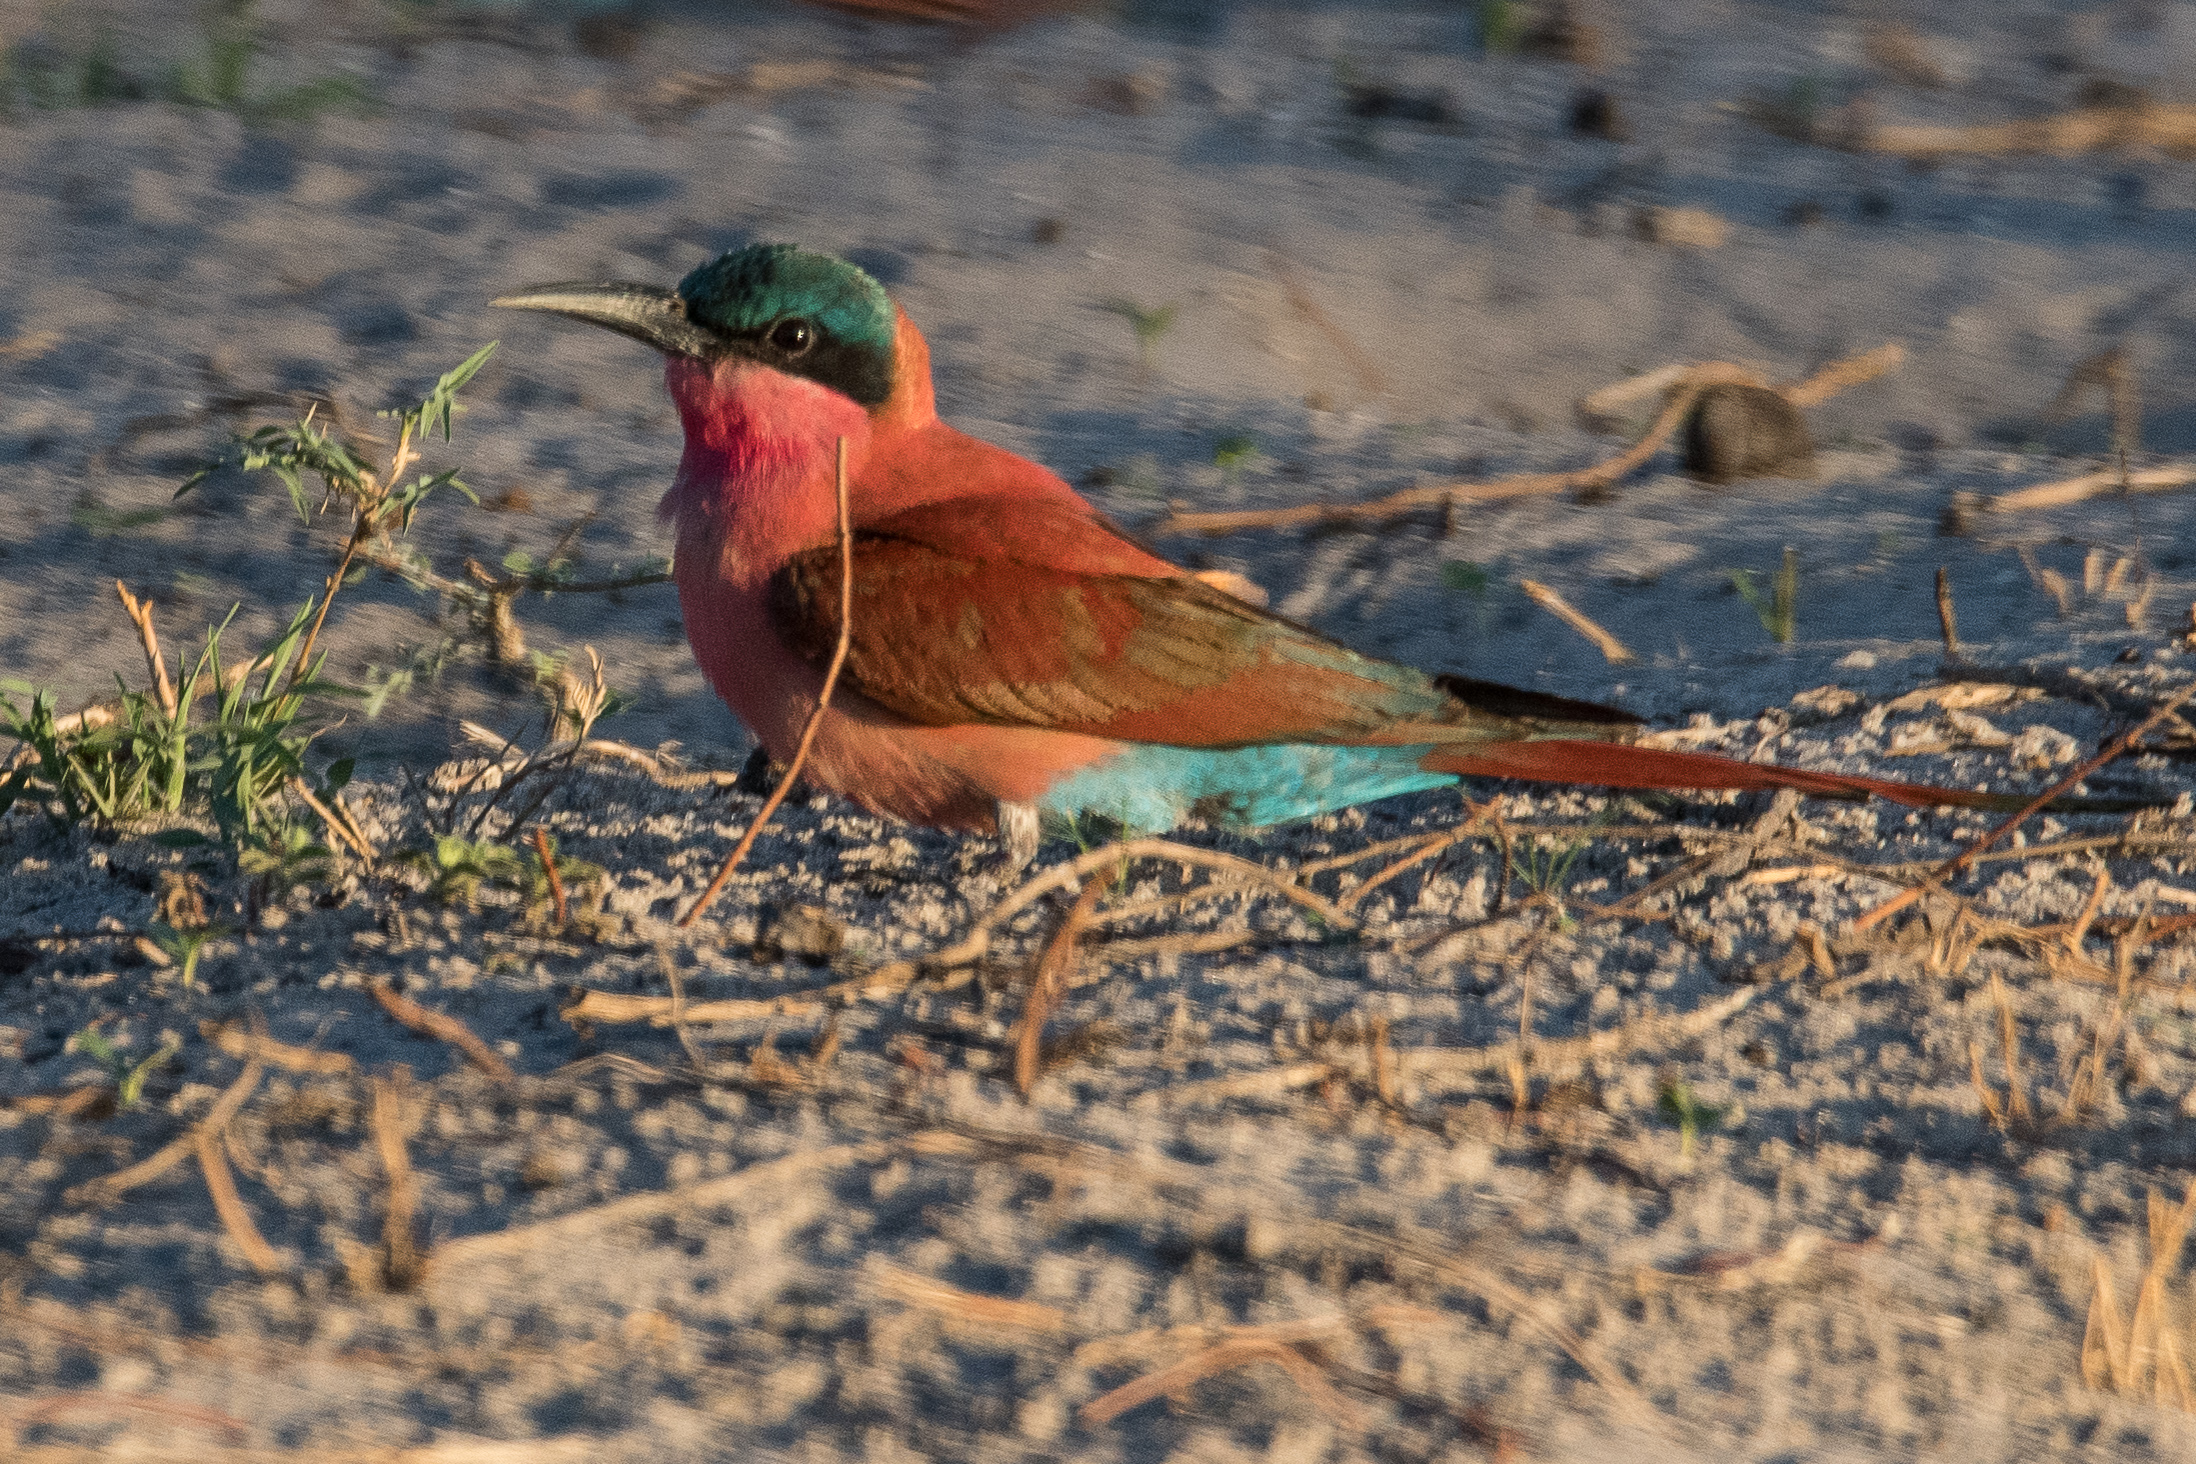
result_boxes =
[1036,741,1457,834]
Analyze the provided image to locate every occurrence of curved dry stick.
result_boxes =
[113,580,176,716]
[1013,874,1107,1097]
[531,825,567,926]
[64,1057,264,1207]
[196,1129,283,1276]
[367,980,515,1083]
[679,438,854,928]
[1341,812,1489,913]
[1152,345,1904,536]
[1152,369,1731,536]
[1781,343,1906,408]
[1080,1336,1363,1429]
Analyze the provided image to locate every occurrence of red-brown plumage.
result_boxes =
[657,300,2029,831]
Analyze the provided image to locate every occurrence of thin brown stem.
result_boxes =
[1152,369,1727,535]
[1014,874,1107,1097]
[680,437,854,927]
[114,581,177,716]
[287,528,361,696]
[289,776,375,865]
[288,421,412,694]
[533,826,568,927]
[1852,679,2196,933]
[195,1129,282,1276]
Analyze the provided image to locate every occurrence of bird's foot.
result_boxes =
[737,746,811,802]
[994,800,1040,877]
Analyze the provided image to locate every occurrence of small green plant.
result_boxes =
[1657,1079,1730,1160]
[1742,75,1829,141]
[403,834,524,908]
[238,820,333,899]
[518,832,604,915]
[361,637,462,719]
[1099,298,1178,377]
[147,919,229,990]
[1213,434,1257,485]
[75,34,140,104]
[70,490,169,537]
[1441,560,1491,596]
[0,601,340,840]
[171,1,371,123]
[70,1026,180,1108]
[1,34,145,110]
[3,348,497,851]
[1508,833,1586,923]
[1477,0,1526,53]
[1728,546,1799,644]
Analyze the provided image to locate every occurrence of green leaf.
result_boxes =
[407,341,499,441]
[324,756,354,791]
[1441,560,1490,596]
[174,461,220,499]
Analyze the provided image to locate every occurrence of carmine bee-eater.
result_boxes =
[498,244,2022,864]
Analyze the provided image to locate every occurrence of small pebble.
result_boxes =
[1683,384,1814,484]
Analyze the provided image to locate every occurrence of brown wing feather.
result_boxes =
[768,530,1456,745]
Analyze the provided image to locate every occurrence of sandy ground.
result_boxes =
[10,1,2196,1459]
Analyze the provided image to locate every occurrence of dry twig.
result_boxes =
[867,1260,1066,1332]
[1852,679,2196,933]
[2085,1182,2196,1409]
[1153,346,1901,535]
[681,437,854,926]
[290,776,375,865]
[367,980,515,1082]
[831,837,1355,1000]
[1269,250,1390,402]
[562,988,821,1026]
[1935,566,1960,661]
[1519,579,1636,663]
[1080,1336,1365,1429]
[1867,103,2196,159]
[112,580,176,717]
[195,1129,283,1276]
[199,1018,354,1075]
[371,1068,423,1291]
[1967,462,2196,515]
[65,1057,264,1206]
[429,1139,903,1276]
[5,1391,248,1446]
[531,826,567,927]
[1014,874,1108,1096]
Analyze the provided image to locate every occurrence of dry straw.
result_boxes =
[2085,1182,2196,1409]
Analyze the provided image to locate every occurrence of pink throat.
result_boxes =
[658,355,873,588]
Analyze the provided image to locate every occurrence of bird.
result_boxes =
[496,243,2039,865]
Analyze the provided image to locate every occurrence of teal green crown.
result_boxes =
[677,244,897,407]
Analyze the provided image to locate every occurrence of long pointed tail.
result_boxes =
[1421,739,2114,812]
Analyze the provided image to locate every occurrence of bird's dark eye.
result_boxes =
[770,318,814,355]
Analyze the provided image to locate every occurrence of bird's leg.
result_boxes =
[995,800,1040,875]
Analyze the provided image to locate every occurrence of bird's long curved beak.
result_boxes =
[491,281,723,360]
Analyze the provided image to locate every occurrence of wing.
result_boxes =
[769,497,1462,746]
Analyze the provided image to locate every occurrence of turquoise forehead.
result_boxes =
[676,244,894,348]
